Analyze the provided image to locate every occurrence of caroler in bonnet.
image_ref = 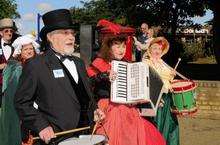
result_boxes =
[142,36,180,145]
[0,34,40,145]
[12,34,40,63]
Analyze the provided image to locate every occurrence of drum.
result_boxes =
[58,135,106,145]
[171,80,197,116]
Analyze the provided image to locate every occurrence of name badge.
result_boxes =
[0,49,3,55]
[53,69,65,78]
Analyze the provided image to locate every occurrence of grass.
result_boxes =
[188,56,217,64]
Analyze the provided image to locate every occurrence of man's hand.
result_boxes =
[22,134,33,145]
[0,63,7,70]
[94,109,105,122]
[39,126,56,144]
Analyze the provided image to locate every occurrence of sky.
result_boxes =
[192,9,213,24]
[15,0,213,35]
[15,0,87,35]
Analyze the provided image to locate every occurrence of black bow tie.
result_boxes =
[55,53,72,62]
[52,48,72,62]
[60,55,71,62]
[3,42,12,46]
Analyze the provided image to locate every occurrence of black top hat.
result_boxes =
[39,9,76,41]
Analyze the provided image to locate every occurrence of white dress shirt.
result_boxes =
[1,39,12,60]
[56,54,79,84]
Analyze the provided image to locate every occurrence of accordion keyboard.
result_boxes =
[116,63,127,98]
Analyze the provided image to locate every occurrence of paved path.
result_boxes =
[179,115,220,145]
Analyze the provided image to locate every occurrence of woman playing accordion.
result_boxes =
[87,20,166,145]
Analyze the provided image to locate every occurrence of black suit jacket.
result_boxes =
[137,34,148,44]
[14,48,96,134]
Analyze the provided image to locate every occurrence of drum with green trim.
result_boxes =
[171,80,197,116]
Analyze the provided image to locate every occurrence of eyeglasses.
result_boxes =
[52,29,76,36]
[3,29,14,34]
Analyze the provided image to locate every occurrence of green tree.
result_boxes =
[70,0,113,26]
[0,0,20,19]
[86,0,208,64]
[71,0,208,34]
[106,0,209,44]
[71,0,214,63]
[205,0,220,64]
[106,0,142,26]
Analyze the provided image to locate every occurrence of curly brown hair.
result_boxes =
[98,35,127,62]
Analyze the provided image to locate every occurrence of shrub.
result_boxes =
[180,42,205,62]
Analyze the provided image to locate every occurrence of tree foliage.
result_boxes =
[0,0,20,19]
[71,0,207,33]
[71,0,217,63]
[70,0,113,26]
[204,0,220,63]
[107,0,207,34]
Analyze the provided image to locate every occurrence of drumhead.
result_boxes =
[172,80,196,93]
[58,135,106,145]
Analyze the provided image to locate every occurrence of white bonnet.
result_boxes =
[12,34,40,57]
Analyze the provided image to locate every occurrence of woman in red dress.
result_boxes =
[87,21,166,145]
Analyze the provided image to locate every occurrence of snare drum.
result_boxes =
[171,80,197,116]
[58,135,106,145]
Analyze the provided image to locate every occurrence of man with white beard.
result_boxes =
[14,9,104,145]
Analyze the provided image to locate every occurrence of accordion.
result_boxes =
[111,60,164,116]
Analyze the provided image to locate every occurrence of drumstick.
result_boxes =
[172,58,188,80]
[33,126,91,140]
[162,61,189,80]
[99,121,109,141]
[90,111,109,141]
[174,58,181,70]
[90,122,98,140]
[175,71,189,80]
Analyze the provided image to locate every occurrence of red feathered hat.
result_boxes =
[97,19,135,37]
[97,19,135,61]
